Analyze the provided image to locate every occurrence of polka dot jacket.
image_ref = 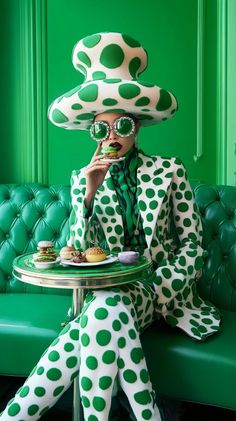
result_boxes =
[68,150,221,341]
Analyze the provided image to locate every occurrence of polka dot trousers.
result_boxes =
[0,282,161,421]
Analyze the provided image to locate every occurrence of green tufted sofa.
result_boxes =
[0,183,236,413]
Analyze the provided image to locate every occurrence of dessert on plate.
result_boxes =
[59,246,76,260]
[70,251,87,263]
[33,240,57,262]
[32,240,59,268]
[85,246,107,263]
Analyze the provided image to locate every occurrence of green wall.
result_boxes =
[0,0,234,186]
[47,0,202,184]
[0,1,22,182]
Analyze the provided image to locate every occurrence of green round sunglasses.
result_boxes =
[90,116,136,142]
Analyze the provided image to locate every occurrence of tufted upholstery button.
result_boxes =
[28,233,33,239]
[5,234,9,239]
[16,213,20,217]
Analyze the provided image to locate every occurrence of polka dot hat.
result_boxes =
[48,32,178,130]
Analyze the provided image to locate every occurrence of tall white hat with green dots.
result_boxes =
[48,32,178,130]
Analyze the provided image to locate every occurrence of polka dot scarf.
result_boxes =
[109,146,147,250]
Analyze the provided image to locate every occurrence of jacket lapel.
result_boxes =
[137,152,173,249]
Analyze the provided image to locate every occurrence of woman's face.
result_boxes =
[94,112,139,157]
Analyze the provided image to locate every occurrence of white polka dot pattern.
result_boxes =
[48,32,178,130]
[68,151,220,340]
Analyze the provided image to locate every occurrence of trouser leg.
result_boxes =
[79,282,161,421]
[0,282,162,421]
[0,317,81,420]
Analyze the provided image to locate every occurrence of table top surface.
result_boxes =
[13,252,153,289]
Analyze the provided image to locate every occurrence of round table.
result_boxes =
[13,252,153,421]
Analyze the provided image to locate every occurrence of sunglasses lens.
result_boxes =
[116,117,134,137]
[90,122,108,141]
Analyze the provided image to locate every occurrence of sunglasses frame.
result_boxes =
[90,116,136,142]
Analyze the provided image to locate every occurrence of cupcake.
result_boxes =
[85,246,107,263]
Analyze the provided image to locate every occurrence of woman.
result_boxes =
[0,32,220,421]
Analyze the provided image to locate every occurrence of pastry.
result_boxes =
[33,240,57,262]
[71,251,87,263]
[85,246,107,263]
[60,246,76,260]
[101,145,118,159]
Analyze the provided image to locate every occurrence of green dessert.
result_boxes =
[101,145,118,158]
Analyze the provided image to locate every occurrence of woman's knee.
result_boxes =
[80,289,135,332]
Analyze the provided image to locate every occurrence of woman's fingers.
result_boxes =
[86,158,110,169]
[85,161,110,173]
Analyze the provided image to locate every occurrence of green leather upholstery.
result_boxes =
[0,294,71,376]
[142,310,236,410]
[0,184,72,375]
[194,184,236,311]
[0,183,236,411]
[0,184,71,294]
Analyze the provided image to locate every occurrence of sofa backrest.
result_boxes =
[0,184,71,294]
[194,184,236,312]
[1,183,236,311]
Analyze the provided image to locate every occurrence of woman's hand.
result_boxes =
[84,143,111,209]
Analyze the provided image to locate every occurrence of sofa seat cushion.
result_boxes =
[141,309,236,410]
[0,293,71,376]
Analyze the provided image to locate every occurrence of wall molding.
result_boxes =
[226,0,236,186]
[194,0,204,162]
[216,0,227,184]
[18,0,48,183]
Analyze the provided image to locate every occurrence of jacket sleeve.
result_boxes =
[66,169,96,250]
[152,158,206,309]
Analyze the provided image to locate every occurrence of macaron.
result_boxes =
[101,146,118,158]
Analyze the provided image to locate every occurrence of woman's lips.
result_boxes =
[109,142,122,151]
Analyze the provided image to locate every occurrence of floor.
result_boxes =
[0,376,235,420]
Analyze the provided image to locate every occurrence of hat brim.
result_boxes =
[48,79,178,130]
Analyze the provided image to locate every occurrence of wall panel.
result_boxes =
[0,0,227,186]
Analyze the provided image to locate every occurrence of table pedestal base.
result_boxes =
[72,288,85,421]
